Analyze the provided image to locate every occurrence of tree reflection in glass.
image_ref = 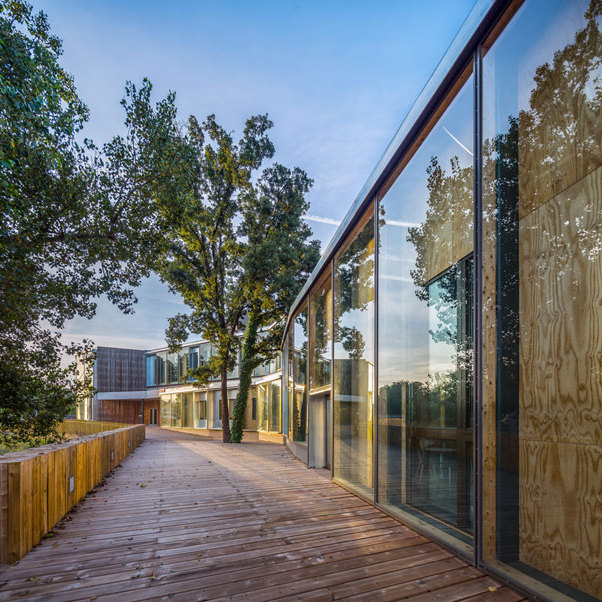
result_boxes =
[333,210,375,497]
[377,70,474,535]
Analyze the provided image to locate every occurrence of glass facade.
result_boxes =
[378,69,474,538]
[280,1,601,599]
[333,208,375,498]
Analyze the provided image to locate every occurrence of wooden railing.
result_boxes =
[59,419,130,436]
[0,423,145,563]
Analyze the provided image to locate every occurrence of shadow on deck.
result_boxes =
[0,427,524,601]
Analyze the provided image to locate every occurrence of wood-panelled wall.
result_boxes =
[518,166,602,598]
[95,347,146,393]
[0,424,145,563]
[97,399,144,424]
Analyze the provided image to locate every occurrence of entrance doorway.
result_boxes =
[148,407,158,425]
[309,393,331,469]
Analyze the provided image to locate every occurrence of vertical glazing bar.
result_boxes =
[306,296,311,466]
[473,45,483,569]
[373,198,379,503]
[331,260,336,479]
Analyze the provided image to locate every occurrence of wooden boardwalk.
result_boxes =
[0,428,524,601]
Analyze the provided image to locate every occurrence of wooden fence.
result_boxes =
[0,423,145,563]
[59,419,130,436]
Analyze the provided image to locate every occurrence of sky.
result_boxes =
[37,0,477,351]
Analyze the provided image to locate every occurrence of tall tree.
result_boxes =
[0,1,161,445]
[119,81,278,442]
[161,113,275,442]
[119,83,320,443]
[229,165,320,442]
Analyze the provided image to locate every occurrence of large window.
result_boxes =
[145,355,156,387]
[293,306,308,443]
[481,0,602,598]
[333,207,375,498]
[309,272,332,392]
[377,67,474,540]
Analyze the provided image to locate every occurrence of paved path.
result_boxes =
[0,428,523,601]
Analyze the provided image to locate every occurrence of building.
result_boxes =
[76,346,158,424]
[280,0,602,600]
[80,341,283,437]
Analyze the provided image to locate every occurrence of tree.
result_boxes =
[229,164,320,442]
[118,81,320,443]
[0,1,161,446]
[161,113,276,443]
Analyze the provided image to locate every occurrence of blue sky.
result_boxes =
[40,0,477,350]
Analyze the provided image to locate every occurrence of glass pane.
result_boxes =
[378,69,474,537]
[310,273,332,392]
[257,383,268,431]
[287,329,294,438]
[178,350,188,383]
[167,352,178,384]
[293,306,308,442]
[182,392,193,427]
[145,355,155,387]
[333,208,375,498]
[482,0,602,598]
[157,352,166,385]
[269,381,281,432]
[172,393,182,427]
[188,347,198,381]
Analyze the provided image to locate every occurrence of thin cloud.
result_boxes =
[304,214,341,226]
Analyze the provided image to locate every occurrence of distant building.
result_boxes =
[78,341,282,436]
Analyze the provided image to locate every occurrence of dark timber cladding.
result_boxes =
[94,347,146,393]
[0,428,524,601]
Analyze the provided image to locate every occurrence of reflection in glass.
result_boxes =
[287,329,294,438]
[167,352,178,384]
[310,274,332,392]
[269,381,281,432]
[377,70,474,536]
[146,355,155,387]
[333,209,374,498]
[482,0,601,597]
[293,307,308,442]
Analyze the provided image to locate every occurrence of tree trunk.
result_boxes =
[230,309,261,443]
[220,365,230,443]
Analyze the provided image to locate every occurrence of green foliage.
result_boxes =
[230,165,320,442]
[0,1,161,445]
[119,82,320,443]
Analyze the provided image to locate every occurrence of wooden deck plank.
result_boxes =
[0,428,523,601]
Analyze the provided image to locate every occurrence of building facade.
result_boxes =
[280,0,602,600]
[80,342,283,436]
[146,342,282,434]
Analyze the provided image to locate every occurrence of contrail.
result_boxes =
[304,214,341,226]
[443,126,473,156]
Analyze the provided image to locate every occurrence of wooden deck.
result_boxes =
[0,428,524,601]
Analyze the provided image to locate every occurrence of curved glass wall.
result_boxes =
[481,0,602,598]
[377,67,474,540]
[333,207,375,498]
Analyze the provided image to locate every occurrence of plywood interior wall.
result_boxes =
[518,165,602,599]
